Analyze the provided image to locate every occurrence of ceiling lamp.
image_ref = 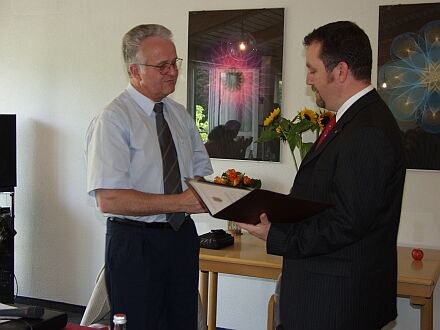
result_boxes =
[227,16,258,61]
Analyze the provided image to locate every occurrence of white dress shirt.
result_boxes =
[336,85,374,122]
[85,84,213,222]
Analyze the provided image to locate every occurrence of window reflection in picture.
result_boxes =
[187,8,284,161]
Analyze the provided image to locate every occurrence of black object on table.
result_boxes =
[0,309,67,330]
[199,229,234,249]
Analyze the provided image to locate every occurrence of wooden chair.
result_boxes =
[267,294,275,330]
[267,273,281,330]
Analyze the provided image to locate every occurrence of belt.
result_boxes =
[108,217,172,229]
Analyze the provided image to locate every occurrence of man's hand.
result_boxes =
[238,213,271,241]
[178,189,208,214]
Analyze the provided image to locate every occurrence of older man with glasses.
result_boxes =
[85,24,213,329]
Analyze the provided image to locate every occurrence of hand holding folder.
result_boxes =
[186,178,331,225]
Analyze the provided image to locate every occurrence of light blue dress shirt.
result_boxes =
[85,84,213,222]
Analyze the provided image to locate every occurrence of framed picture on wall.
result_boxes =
[187,8,284,162]
[378,3,440,170]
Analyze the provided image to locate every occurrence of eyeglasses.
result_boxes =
[135,58,183,74]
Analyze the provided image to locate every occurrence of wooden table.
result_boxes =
[199,234,440,330]
[397,246,440,330]
[199,234,281,330]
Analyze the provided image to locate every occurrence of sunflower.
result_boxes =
[263,107,281,126]
[299,108,317,123]
[263,117,272,127]
[317,111,335,130]
[257,105,326,171]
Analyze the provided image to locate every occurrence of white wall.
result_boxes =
[0,0,438,329]
[390,169,440,330]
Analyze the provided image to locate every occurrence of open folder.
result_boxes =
[186,178,331,225]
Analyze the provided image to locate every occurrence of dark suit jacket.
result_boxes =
[267,89,405,330]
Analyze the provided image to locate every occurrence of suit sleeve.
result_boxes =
[267,127,396,259]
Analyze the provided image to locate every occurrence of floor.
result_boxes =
[14,297,231,329]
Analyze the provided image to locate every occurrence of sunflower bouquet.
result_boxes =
[257,106,334,171]
[213,168,262,189]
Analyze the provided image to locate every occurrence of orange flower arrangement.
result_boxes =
[214,168,261,189]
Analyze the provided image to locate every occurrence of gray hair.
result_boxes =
[122,24,173,76]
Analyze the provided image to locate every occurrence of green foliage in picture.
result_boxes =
[195,104,208,142]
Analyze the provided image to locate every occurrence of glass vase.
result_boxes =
[227,221,242,236]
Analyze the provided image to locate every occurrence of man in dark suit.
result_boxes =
[240,21,405,330]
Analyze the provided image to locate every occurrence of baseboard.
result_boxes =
[15,296,86,314]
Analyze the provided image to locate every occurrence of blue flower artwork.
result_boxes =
[378,3,440,170]
[378,20,440,134]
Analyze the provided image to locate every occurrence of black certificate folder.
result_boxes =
[186,178,331,225]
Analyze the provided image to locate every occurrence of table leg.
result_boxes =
[208,272,218,330]
[200,271,209,323]
[420,297,433,330]
[410,296,433,330]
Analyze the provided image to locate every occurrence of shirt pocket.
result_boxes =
[129,126,161,172]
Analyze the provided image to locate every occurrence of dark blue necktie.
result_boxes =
[153,102,185,231]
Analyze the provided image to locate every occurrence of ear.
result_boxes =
[336,61,349,82]
[129,64,141,80]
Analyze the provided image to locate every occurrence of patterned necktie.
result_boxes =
[316,115,336,149]
[153,102,185,231]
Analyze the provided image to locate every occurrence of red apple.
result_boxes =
[411,248,424,261]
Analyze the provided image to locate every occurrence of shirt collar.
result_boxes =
[126,83,166,115]
[336,85,374,122]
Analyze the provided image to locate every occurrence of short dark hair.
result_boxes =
[303,21,372,82]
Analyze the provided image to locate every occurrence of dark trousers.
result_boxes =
[105,217,200,330]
